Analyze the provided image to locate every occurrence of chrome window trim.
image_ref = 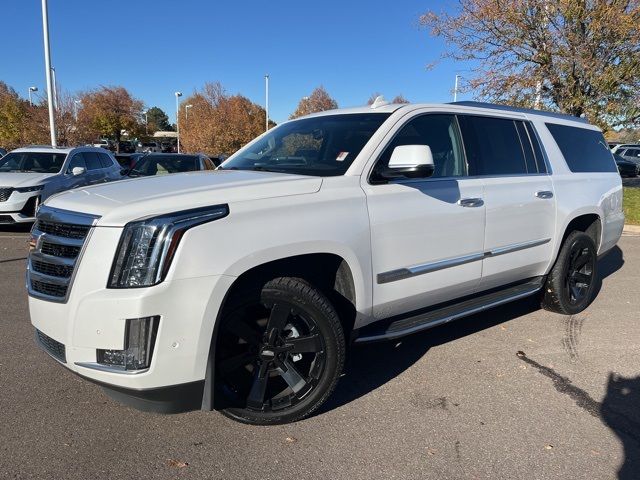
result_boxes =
[377,238,551,284]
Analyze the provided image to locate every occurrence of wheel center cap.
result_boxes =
[259,347,276,360]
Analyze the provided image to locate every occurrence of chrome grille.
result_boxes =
[27,206,100,303]
[0,187,13,202]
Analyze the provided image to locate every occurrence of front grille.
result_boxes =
[36,220,90,240]
[40,242,81,259]
[32,260,74,278]
[27,206,100,303]
[0,187,13,202]
[31,280,68,297]
[0,215,14,223]
[35,329,66,363]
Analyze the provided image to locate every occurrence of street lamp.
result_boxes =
[73,99,81,122]
[28,86,38,106]
[264,74,269,132]
[175,91,182,153]
[185,104,193,121]
[41,0,56,146]
[453,75,461,102]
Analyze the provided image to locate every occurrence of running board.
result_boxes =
[354,277,544,344]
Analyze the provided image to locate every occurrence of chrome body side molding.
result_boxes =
[377,238,551,284]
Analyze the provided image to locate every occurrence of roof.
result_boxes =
[10,145,113,154]
[298,100,591,127]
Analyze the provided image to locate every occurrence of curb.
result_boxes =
[623,224,640,235]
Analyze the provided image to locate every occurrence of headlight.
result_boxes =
[108,205,228,288]
[15,184,44,193]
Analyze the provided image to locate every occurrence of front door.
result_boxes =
[363,113,486,320]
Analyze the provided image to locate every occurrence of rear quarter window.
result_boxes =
[545,123,617,173]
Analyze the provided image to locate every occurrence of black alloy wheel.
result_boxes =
[542,231,598,315]
[215,277,345,424]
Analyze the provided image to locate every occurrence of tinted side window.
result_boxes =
[373,114,467,180]
[458,115,527,176]
[625,149,640,157]
[545,123,616,173]
[98,152,114,168]
[66,153,86,173]
[84,152,103,171]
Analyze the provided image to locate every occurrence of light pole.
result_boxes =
[264,74,269,132]
[175,91,182,153]
[185,104,193,121]
[143,110,148,135]
[51,66,58,111]
[28,86,38,106]
[41,0,56,146]
[73,99,81,122]
[453,75,461,102]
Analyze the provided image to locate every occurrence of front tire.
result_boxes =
[215,277,345,425]
[542,231,598,315]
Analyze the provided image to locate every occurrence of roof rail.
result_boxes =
[449,101,588,124]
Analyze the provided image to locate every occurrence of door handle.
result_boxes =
[535,190,554,199]
[457,197,484,208]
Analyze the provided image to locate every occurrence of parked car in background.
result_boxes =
[0,148,7,158]
[27,101,623,424]
[611,143,640,154]
[127,153,216,177]
[118,141,136,153]
[614,154,639,177]
[138,141,162,153]
[114,153,146,170]
[0,146,122,224]
[93,139,114,151]
[617,147,640,166]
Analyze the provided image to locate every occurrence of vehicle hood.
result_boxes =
[0,172,57,187]
[44,170,323,226]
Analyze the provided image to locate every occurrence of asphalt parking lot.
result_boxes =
[0,227,638,480]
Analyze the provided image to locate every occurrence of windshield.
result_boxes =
[0,152,67,173]
[129,155,199,177]
[221,113,391,176]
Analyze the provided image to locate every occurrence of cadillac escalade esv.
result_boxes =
[28,101,623,424]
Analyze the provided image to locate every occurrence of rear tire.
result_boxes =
[542,231,598,315]
[215,277,345,425]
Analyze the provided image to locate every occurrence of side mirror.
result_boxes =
[71,166,86,176]
[385,145,435,179]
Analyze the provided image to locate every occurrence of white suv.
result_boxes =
[0,146,123,224]
[27,101,623,424]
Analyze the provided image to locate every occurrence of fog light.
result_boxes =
[97,316,159,370]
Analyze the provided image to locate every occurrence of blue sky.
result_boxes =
[1,0,469,124]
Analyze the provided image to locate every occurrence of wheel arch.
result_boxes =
[200,249,366,411]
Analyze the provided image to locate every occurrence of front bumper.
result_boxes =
[0,191,40,222]
[29,270,235,392]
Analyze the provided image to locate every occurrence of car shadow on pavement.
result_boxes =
[601,374,640,480]
[321,246,625,416]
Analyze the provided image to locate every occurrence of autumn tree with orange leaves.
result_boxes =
[421,0,640,130]
[179,82,272,156]
[290,86,338,119]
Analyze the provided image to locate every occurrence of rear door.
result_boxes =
[457,115,555,290]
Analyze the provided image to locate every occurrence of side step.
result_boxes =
[354,277,544,344]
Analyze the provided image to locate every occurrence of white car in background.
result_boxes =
[0,146,123,224]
